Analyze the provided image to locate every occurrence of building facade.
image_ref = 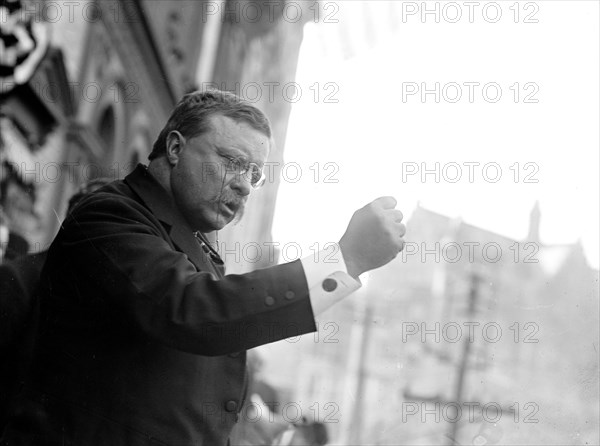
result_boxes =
[1,0,310,269]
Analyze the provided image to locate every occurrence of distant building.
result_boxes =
[259,203,599,445]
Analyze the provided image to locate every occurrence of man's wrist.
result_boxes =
[338,242,363,279]
[343,259,361,280]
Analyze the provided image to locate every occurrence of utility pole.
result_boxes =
[448,271,481,445]
[338,282,373,445]
[348,300,374,444]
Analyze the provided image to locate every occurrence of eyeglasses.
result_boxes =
[220,155,266,189]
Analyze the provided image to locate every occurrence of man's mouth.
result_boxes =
[220,201,238,217]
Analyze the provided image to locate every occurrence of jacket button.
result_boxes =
[285,290,295,300]
[264,295,275,306]
[225,400,238,412]
[322,278,337,292]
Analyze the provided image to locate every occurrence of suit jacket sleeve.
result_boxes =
[52,192,316,356]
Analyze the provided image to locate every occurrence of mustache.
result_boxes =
[215,179,246,224]
[212,192,247,219]
[219,193,245,209]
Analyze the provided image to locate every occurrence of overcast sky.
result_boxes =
[273,1,599,270]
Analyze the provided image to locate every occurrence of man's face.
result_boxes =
[169,114,270,232]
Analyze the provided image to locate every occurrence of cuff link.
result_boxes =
[322,278,338,292]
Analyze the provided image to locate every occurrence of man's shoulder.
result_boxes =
[67,165,171,224]
[74,177,136,208]
[60,177,164,241]
[68,178,146,218]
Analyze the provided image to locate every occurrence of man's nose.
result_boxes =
[229,172,252,196]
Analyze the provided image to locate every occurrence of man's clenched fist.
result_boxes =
[338,196,406,279]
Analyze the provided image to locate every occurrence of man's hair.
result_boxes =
[148,90,272,160]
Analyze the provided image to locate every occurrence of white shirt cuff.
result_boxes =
[299,242,362,315]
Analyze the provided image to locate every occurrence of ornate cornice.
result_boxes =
[96,0,176,125]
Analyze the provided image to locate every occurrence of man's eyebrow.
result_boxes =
[215,146,265,167]
[215,146,247,160]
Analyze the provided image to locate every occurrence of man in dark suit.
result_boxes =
[1,90,406,445]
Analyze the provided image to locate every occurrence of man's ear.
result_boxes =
[165,131,185,166]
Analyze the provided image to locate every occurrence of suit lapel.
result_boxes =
[124,164,222,276]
